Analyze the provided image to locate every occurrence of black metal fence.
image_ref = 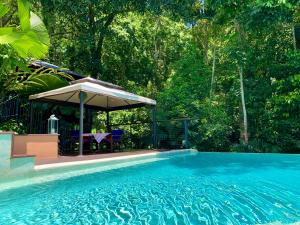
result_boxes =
[57,118,191,155]
[0,96,29,126]
[0,96,193,155]
[109,118,190,151]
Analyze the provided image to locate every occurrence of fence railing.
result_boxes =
[56,118,192,155]
[0,96,196,154]
[0,96,29,124]
[110,118,191,151]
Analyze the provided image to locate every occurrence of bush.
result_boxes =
[0,119,26,134]
[189,98,233,151]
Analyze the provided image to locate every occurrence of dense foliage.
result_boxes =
[1,0,299,153]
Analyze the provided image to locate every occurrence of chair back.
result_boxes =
[112,129,124,142]
[70,130,79,139]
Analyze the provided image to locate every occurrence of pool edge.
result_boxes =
[35,149,197,170]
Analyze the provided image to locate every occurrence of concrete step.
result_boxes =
[10,155,35,174]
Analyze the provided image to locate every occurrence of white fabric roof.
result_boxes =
[29,79,156,110]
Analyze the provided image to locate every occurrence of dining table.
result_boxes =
[82,133,110,143]
[82,132,112,151]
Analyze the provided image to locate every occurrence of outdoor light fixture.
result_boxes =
[48,114,59,134]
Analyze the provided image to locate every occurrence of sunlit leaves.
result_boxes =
[17,0,30,30]
[6,67,73,96]
[0,0,49,58]
[0,2,9,18]
[24,0,300,153]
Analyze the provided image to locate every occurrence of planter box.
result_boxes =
[13,134,59,160]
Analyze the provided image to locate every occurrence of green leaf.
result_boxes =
[0,11,49,58]
[17,0,30,31]
[0,28,19,44]
[0,3,9,18]
[30,12,50,46]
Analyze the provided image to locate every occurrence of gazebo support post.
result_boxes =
[28,78,157,155]
[106,111,110,132]
[79,91,85,156]
[29,101,33,133]
[106,111,113,152]
[152,106,157,149]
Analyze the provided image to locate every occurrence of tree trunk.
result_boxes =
[88,4,101,79]
[210,46,216,98]
[292,24,297,51]
[40,0,57,62]
[89,11,115,79]
[203,41,209,65]
[238,65,248,144]
[235,20,249,145]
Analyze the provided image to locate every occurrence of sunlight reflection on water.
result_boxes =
[0,152,299,225]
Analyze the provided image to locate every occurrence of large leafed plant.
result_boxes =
[0,0,73,97]
[0,0,49,58]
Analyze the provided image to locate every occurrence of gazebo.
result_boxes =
[29,77,157,155]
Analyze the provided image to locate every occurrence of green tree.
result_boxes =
[2,0,297,153]
[37,0,198,79]
[157,47,234,150]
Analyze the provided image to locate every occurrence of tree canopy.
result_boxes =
[0,0,299,153]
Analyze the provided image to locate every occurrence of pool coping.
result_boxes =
[35,149,196,170]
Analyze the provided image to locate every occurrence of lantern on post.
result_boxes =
[48,114,59,134]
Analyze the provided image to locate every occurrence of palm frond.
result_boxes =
[7,67,74,96]
[0,3,9,18]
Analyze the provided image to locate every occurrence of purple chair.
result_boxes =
[112,129,124,150]
[70,130,80,139]
[70,130,91,146]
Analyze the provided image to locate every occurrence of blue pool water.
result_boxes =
[0,151,300,225]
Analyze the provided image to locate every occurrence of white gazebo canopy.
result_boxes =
[29,77,157,155]
[29,77,156,110]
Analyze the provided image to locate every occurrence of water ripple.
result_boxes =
[0,153,300,224]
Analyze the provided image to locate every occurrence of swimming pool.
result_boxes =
[0,151,299,224]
